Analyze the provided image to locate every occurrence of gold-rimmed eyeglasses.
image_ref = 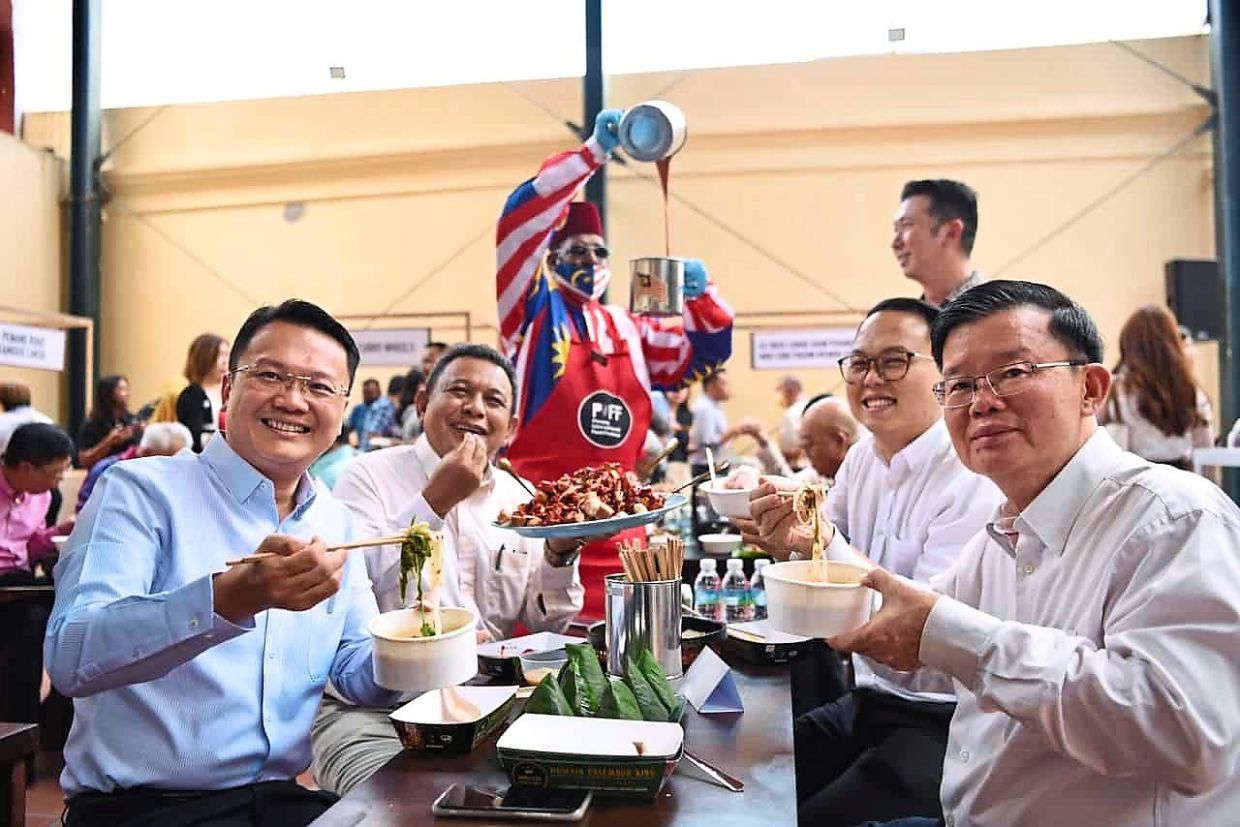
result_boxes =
[230,364,350,401]
[838,349,934,385]
[934,360,1086,409]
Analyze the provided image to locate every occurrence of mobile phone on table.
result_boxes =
[431,784,592,821]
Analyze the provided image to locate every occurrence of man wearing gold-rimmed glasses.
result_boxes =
[831,281,1240,826]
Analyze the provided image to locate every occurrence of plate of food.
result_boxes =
[495,463,687,539]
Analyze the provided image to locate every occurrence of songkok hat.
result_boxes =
[551,201,604,247]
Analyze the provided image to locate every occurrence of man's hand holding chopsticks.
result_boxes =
[742,479,831,560]
[213,534,345,622]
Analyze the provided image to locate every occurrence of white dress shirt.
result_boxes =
[823,419,1003,702]
[689,395,727,465]
[922,430,1240,826]
[1108,379,1214,464]
[332,436,583,642]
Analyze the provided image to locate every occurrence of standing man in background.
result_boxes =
[347,378,394,452]
[775,375,808,469]
[893,179,982,307]
[496,109,734,617]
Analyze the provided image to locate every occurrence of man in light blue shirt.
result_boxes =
[47,299,400,827]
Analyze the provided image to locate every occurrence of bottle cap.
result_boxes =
[754,558,770,570]
[726,558,744,571]
[699,558,717,572]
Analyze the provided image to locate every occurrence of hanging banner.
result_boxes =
[351,328,432,366]
[0,322,66,371]
[750,328,855,371]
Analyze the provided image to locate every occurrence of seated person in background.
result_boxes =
[176,333,230,453]
[46,299,400,827]
[75,421,192,512]
[775,374,809,468]
[346,377,395,452]
[832,281,1240,826]
[0,380,53,455]
[312,343,584,796]
[738,394,861,483]
[743,298,1001,826]
[309,427,358,491]
[0,422,75,727]
[1099,304,1214,470]
[76,374,142,471]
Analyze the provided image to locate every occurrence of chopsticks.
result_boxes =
[224,534,409,566]
[618,536,684,582]
[642,439,679,481]
[497,457,537,498]
[670,461,730,494]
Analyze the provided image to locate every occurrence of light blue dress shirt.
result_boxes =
[46,436,400,795]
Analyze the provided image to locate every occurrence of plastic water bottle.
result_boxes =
[721,559,750,624]
[750,559,770,621]
[693,559,722,622]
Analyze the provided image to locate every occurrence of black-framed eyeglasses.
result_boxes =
[230,364,350,401]
[933,360,1087,408]
[565,244,609,259]
[838,349,933,385]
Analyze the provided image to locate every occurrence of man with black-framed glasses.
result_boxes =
[830,281,1240,826]
[744,297,1000,825]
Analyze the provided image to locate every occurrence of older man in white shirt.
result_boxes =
[311,343,584,795]
[833,281,1240,827]
[745,298,1001,825]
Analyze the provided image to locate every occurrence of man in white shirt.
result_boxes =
[0,381,53,456]
[746,298,1001,825]
[311,343,585,795]
[832,281,1240,826]
[776,375,808,467]
[738,395,860,484]
[893,179,983,308]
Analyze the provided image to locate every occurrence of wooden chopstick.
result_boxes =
[670,461,731,494]
[224,533,411,566]
[497,458,537,498]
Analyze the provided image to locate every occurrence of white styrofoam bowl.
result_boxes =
[697,533,743,556]
[762,560,873,638]
[369,606,479,692]
[701,480,756,519]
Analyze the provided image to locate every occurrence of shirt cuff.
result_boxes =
[823,526,852,563]
[394,493,445,532]
[918,596,1002,690]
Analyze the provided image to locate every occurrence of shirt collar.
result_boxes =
[873,418,949,475]
[202,436,317,513]
[992,428,1126,558]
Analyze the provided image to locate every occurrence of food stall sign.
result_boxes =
[0,322,66,371]
[750,328,855,371]
[351,328,432,366]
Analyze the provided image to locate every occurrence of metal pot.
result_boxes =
[618,100,687,162]
[630,256,685,317]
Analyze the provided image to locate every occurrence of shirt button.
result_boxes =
[960,750,970,762]
[946,817,955,827]
[1023,564,1035,575]
[189,618,200,629]
[268,652,277,660]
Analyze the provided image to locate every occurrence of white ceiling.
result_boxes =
[13,0,1209,115]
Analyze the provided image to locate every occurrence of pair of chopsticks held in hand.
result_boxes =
[225,534,409,566]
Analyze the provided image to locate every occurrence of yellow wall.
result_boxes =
[22,35,1216,436]
[0,133,67,421]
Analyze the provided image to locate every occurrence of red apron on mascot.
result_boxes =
[507,317,652,619]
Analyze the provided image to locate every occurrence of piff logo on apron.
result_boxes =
[577,390,633,449]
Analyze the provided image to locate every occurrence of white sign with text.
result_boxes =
[0,322,67,371]
[351,328,432,366]
[750,328,854,370]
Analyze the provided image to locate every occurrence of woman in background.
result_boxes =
[77,375,141,470]
[176,333,230,452]
[1101,305,1214,470]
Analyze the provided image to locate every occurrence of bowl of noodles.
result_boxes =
[370,605,480,691]
[368,521,479,691]
[762,560,872,638]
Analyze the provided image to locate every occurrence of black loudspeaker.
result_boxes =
[1165,259,1222,341]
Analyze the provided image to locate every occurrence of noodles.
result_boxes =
[792,483,829,581]
[399,522,444,636]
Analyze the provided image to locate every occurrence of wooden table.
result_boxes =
[312,659,795,826]
[0,722,39,825]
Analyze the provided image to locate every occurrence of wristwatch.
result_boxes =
[544,538,586,568]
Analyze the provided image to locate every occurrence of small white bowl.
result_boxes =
[369,606,479,692]
[701,480,756,519]
[697,533,743,556]
[762,560,873,638]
